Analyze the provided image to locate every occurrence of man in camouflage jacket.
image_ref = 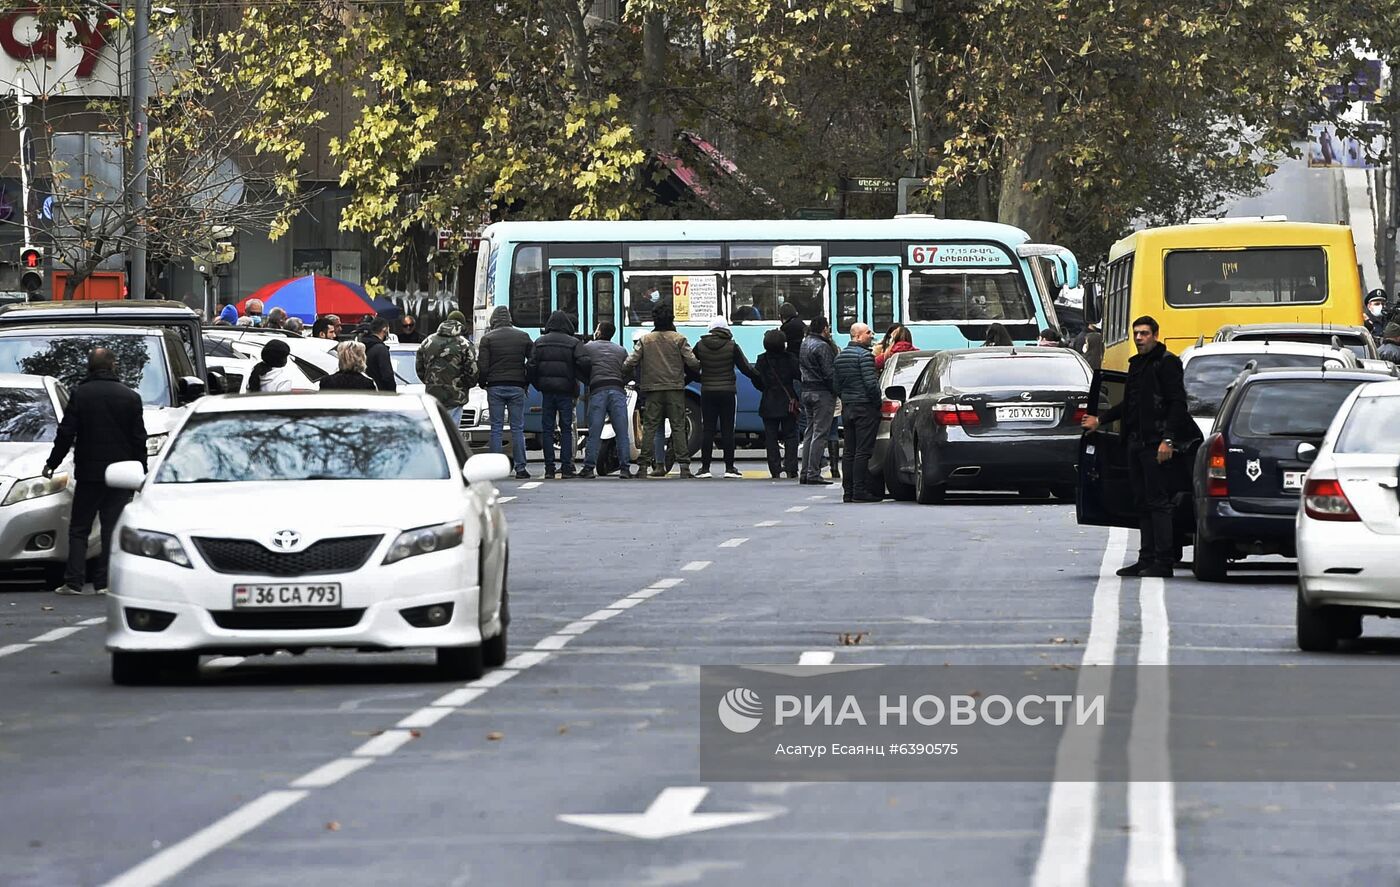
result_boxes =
[416,310,479,429]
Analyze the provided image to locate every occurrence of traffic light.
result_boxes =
[19,245,43,294]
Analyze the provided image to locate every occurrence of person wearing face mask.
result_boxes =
[1364,290,1391,338]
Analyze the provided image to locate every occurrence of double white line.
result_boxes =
[1031,528,1182,887]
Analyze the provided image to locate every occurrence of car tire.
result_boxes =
[1296,589,1340,653]
[436,645,485,680]
[886,458,914,502]
[596,439,619,476]
[913,442,945,505]
[111,651,195,686]
[683,395,702,459]
[484,551,509,668]
[1192,533,1231,582]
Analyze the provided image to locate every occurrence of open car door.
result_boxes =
[1077,368,1138,529]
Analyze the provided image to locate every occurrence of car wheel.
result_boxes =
[484,551,509,668]
[1296,588,1340,653]
[1050,484,1076,502]
[683,395,702,459]
[436,645,485,680]
[886,456,914,501]
[111,651,196,686]
[913,442,945,505]
[1333,608,1363,641]
[596,439,619,476]
[1192,532,1231,582]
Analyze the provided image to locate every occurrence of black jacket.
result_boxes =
[359,333,396,392]
[780,314,806,356]
[833,340,881,406]
[477,306,532,388]
[694,327,758,393]
[1100,342,1200,446]
[799,332,837,392]
[318,370,377,391]
[578,337,628,392]
[396,331,424,344]
[527,311,584,396]
[754,348,800,420]
[45,370,148,481]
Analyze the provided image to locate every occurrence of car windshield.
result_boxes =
[1183,353,1332,416]
[948,355,1088,389]
[1230,332,1369,359]
[155,409,450,483]
[0,334,170,406]
[391,352,420,385]
[0,388,57,442]
[1232,380,1369,438]
[1335,395,1400,454]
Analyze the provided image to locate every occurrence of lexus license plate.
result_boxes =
[233,583,342,609]
[1282,471,1305,491]
[996,406,1055,422]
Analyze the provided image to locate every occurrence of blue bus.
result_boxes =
[471,218,1078,451]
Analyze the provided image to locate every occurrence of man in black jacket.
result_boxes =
[577,320,632,479]
[527,310,584,478]
[43,348,148,595]
[1082,315,1202,578]
[695,315,760,478]
[477,305,534,478]
[359,318,396,392]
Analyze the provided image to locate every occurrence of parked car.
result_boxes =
[103,392,513,684]
[1213,322,1380,361]
[0,374,96,585]
[1180,340,1359,436]
[1191,366,1389,581]
[1295,378,1400,651]
[0,325,205,456]
[884,347,1092,503]
[869,349,939,501]
[205,356,320,393]
[388,343,427,395]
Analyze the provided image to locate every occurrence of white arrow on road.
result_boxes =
[558,787,779,840]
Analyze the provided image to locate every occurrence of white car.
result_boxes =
[388,343,427,395]
[103,392,513,684]
[205,356,320,393]
[1295,378,1400,651]
[1181,340,1359,436]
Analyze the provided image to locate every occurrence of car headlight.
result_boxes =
[119,527,192,568]
[2,472,69,506]
[383,520,464,565]
[146,433,170,456]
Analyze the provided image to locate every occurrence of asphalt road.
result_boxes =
[3,458,1399,887]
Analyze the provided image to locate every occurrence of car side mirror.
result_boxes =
[885,385,907,402]
[105,460,147,491]
[205,369,227,395]
[178,376,206,404]
[1296,442,1318,463]
[463,452,511,485]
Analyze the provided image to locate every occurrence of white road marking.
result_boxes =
[353,729,416,757]
[648,578,684,589]
[290,757,373,789]
[805,495,828,501]
[718,538,748,548]
[431,687,486,708]
[559,786,780,840]
[798,651,835,665]
[78,616,106,626]
[0,643,35,658]
[1031,527,1127,887]
[1125,577,1182,887]
[534,634,575,650]
[583,608,624,622]
[609,598,644,610]
[102,790,308,887]
[397,706,455,729]
[468,669,519,688]
[497,496,517,503]
[28,625,85,643]
[519,481,542,490]
[628,588,666,601]
[785,506,808,513]
[505,651,551,670]
[557,620,598,635]
[754,520,780,527]
[681,561,712,571]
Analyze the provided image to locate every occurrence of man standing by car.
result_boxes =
[577,320,632,479]
[1081,315,1201,578]
[1378,322,1400,364]
[622,303,700,478]
[832,322,882,503]
[799,316,837,485]
[43,348,147,595]
[417,310,478,429]
[359,318,396,392]
[528,310,584,479]
[477,305,533,479]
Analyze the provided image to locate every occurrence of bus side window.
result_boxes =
[835,270,859,332]
[871,269,895,333]
[510,246,545,329]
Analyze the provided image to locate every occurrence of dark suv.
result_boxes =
[1190,366,1389,581]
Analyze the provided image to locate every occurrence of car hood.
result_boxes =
[127,479,469,539]
[143,406,187,436]
[0,441,60,479]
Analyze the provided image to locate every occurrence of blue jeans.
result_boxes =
[584,388,630,472]
[487,385,527,472]
[449,405,463,429]
[540,392,577,473]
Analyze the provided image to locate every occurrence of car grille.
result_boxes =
[459,409,478,428]
[192,535,382,576]
[209,609,366,630]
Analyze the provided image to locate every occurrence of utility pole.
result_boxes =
[15,85,33,250]
[130,0,149,300]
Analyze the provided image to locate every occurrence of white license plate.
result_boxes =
[1282,471,1305,491]
[233,583,342,609]
[995,406,1055,422]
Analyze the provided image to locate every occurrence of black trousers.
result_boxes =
[66,478,133,589]
[700,391,737,469]
[841,402,879,497]
[763,416,798,477]
[1128,441,1174,568]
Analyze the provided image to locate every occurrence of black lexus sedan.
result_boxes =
[884,347,1092,504]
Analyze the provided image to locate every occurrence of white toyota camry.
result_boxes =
[103,392,512,684]
[1296,379,1400,651]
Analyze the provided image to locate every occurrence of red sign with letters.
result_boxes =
[0,9,112,78]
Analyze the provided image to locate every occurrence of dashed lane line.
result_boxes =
[1,615,107,660]
[785,506,808,513]
[0,644,35,658]
[497,496,517,504]
[718,538,748,548]
[798,651,836,666]
[754,520,780,527]
[681,561,712,571]
[30,626,86,643]
[518,482,542,490]
[534,635,576,651]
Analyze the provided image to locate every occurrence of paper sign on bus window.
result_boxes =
[772,245,822,267]
[673,275,718,321]
[672,277,691,322]
[908,244,1013,267]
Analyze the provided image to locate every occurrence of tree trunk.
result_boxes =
[636,11,669,151]
[997,134,1057,238]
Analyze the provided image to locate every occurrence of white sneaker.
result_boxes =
[54,585,97,596]
[724,469,744,479]
[695,469,713,478]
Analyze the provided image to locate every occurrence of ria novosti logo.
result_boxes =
[717,687,764,733]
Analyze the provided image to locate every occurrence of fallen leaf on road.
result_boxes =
[409,730,422,738]
[326,821,341,831]
[1051,637,1067,644]
[838,631,868,646]
[557,725,569,735]
[487,731,504,741]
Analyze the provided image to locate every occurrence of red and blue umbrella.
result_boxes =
[236,275,377,323]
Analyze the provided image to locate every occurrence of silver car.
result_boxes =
[0,374,95,585]
[868,349,939,499]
